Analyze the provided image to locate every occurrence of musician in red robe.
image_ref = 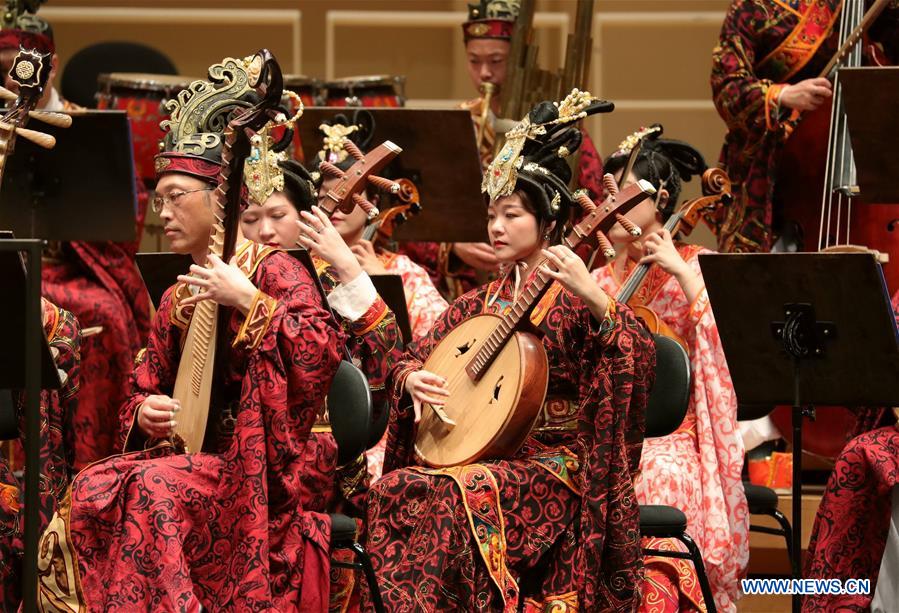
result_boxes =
[36,56,343,611]
[366,92,655,612]
[240,127,404,611]
[1,2,151,469]
[802,291,899,611]
[710,0,899,253]
[0,299,80,609]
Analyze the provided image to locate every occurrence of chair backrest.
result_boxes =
[368,397,389,450]
[60,41,177,108]
[327,360,374,466]
[645,334,692,439]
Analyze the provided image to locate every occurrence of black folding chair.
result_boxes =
[327,360,385,613]
[639,334,718,613]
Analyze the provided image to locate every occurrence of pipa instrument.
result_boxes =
[415,178,655,467]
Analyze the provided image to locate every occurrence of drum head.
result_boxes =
[98,72,197,92]
[283,74,321,88]
[326,74,402,88]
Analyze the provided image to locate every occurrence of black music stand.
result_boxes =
[135,251,193,308]
[136,250,413,343]
[0,110,137,242]
[840,66,899,203]
[295,108,487,243]
[370,274,412,344]
[0,240,62,613]
[699,252,899,611]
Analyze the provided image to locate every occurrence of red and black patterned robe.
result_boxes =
[366,273,655,612]
[0,299,80,608]
[802,290,899,611]
[710,0,899,253]
[42,169,151,468]
[36,244,343,611]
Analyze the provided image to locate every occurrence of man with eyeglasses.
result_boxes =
[2,0,153,471]
[36,55,345,611]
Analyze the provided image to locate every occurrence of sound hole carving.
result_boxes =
[455,339,476,357]
[491,375,504,403]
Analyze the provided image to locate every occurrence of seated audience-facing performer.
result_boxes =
[0,299,80,609]
[238,122,405,611]
[35,56,343,611]
[593,128,747,612]
[365,92,656,611]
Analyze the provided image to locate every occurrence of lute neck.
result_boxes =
[615,212,681,305]
[466,232,578,381]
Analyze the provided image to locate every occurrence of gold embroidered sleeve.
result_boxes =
[232,290,278,351]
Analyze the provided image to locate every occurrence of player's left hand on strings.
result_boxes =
[177,254,258,314]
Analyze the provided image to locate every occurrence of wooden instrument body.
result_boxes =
[415,314,549,468]
[172,299,219,453]
[632,305,689,356]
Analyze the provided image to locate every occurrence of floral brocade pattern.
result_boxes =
[0,301,81,608]
[368,276,655,611]
[37,251,344,611]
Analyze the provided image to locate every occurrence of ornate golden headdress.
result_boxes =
[0,0,52,52]
[611,124,663,158]
[242,91,304,205]
[479,89,616,223]
[319,122,359,164]
[483,88,596,200]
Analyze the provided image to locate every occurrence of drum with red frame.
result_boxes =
[322,75,406,107]
[96,72,197,183]
[283,74,323,108]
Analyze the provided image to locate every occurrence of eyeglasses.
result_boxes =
[151,188,214,214]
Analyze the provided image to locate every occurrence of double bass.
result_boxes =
[772,0,896,460]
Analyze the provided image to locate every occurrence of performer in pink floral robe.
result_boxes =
[593,130,748,612]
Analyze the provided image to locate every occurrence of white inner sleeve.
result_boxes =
[326,271,378,323]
